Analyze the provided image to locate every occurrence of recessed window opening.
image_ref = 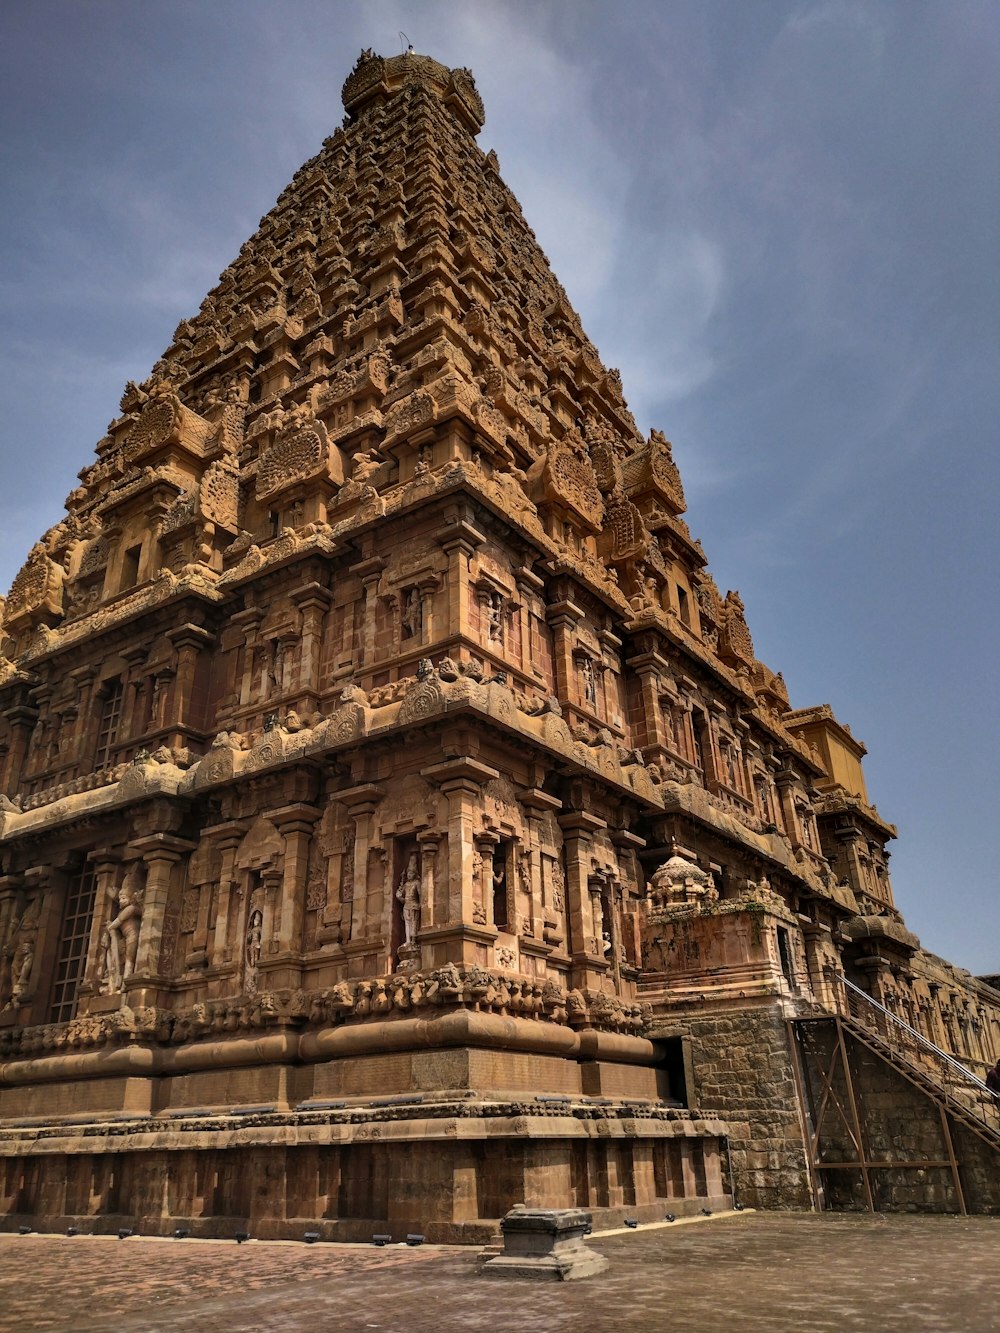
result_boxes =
[776,926,794,987]
[492,842,510,930]
[49,862,98,1023]
[120,544,142,591]
[94,680,123,769]
[691,712,708,774]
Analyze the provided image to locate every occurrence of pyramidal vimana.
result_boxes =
[0,51,996,1239]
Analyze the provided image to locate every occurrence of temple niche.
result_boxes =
[0,48,996,1242]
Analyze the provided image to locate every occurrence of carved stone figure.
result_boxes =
[8,937,35,1008]
[396,853,421,947]
[246,909,263,971]
[107,870,144,991]
[485,591,504,642]
[402,588,422,640]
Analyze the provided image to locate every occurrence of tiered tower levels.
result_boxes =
[0,51,995,1236]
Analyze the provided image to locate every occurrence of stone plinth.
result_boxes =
[481,1205,608,1281]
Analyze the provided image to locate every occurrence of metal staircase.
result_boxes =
[790,973,1000,1213]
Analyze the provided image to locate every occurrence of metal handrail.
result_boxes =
[828,970,1000,1135]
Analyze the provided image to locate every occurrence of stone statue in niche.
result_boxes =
[485,591,504,642]
[402,588,422,640]
[492,848,509,929]
[396,852,421,946]
[107,868,144,990]
[581,657,597,707]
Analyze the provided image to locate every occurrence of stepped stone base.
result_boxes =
[481,1206,607,1280]
[0,1087,732,1244]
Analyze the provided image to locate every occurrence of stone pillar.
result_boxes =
[421,757,498,966]
[166,624,215,738]
[774,768,801,843]
[262,803,321,986]
[545,600,583,706]
[258,867,284,966]
[435,516,485,643]
[522,787,564,950]
[416,830,441,930]
[801,921,837,1009]
[77,852,121,1010]
[291,583,332,699]
[350,556,385,669]
[628,652,669,755]
[65,665,97,765]
[208,824,247,970]
[417,573,441,646]
[558,810,609,990]
[127,834,196,1002]
[475,829,501,929]
[119,645,150,740]
[515,566,546,683]
[1,703,38,793]
[331,784,385,947]
[231,607,264,708]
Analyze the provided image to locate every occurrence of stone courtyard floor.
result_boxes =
[1,1211,998,1332]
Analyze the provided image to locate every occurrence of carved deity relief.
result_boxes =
[580,657,597,708]
[106,865,144,992]
[484,590,504,643]
[1,896,41,1012]
[244,908,264,995]
[401,587,422,641]
[395,850,421,972]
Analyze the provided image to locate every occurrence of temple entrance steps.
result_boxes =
[790,976,1000,1215]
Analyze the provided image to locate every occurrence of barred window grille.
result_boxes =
[49,863,98,1023]
[94,680,123,769]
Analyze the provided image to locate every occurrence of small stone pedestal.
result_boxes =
[481,1206,608,1281]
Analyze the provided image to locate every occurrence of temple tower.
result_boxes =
[0,50,996,1237]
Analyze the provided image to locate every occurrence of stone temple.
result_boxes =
[0,50,997,1240]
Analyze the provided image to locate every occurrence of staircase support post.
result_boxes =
[786,1019,824,1211]
[836,1016,875,1213]
[938,1104,967,1216]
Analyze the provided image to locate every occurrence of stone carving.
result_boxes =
[123,381,212,466]
[4,937,34,1011]
[396,853,421,947]
[78,534,109,576]
[483,590,504,641]
[107,867,144,991]
[257,413,341,500]
[719,590,754,665]
[527,435,603,531]
[244,908,263,994]
[396,660,446,726]
[381,390,437,446]
[198,458,240,531]
[179,888,199,934]
[602,489,647,563]
[5,543,64,628]
[621,430,686,515]
[648,854,717,908]
[402,587,422,640]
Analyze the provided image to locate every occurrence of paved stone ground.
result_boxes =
[1,1212,998,1333]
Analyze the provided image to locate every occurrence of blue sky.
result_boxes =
[1,0,997,972]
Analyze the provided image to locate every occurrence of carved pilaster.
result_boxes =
[558,809,610,990]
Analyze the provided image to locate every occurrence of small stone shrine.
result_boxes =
[0,50,997,1239]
